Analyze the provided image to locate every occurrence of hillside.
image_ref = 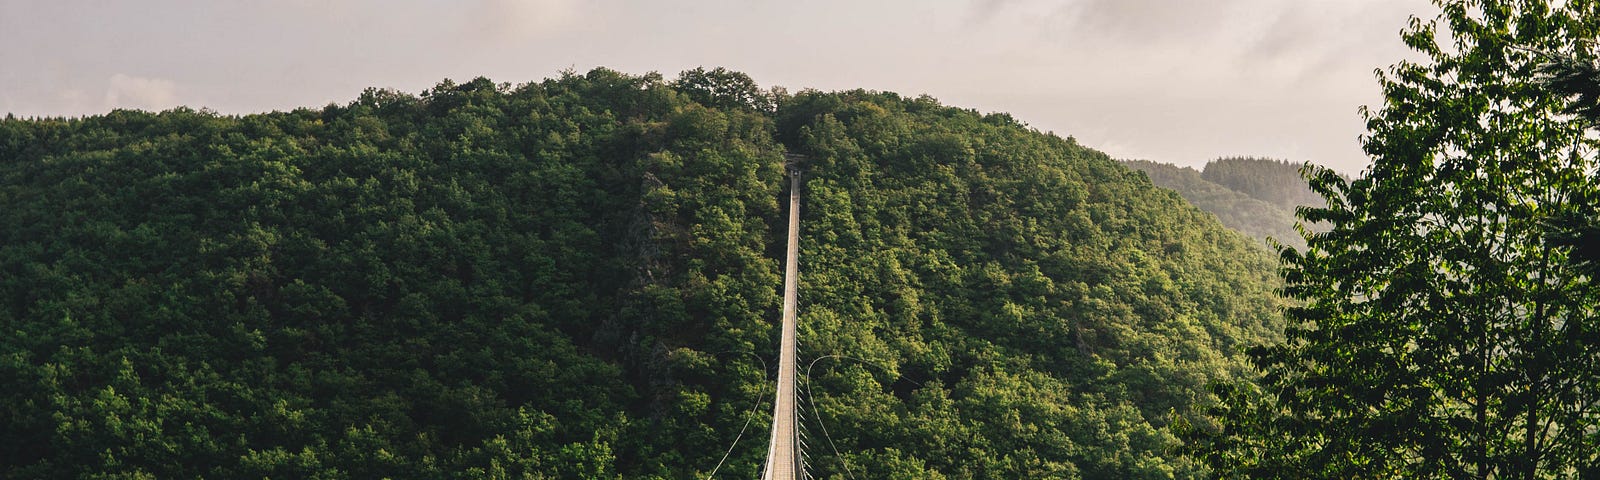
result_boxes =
[1121,160,1302,250]
[1200,157,1325,211]
[0,69,1284,479]
[1121,158,1331,251]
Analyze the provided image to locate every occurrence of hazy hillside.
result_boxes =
[1200,157,1324,211]
[0,68,1284,479]
[1121,157,1334,251]
[1121,159,1303,250]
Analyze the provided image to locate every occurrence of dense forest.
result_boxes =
[1197,158,1325,213]
[1120,159,1313,251]
[1192,0,1600,477]
[0,67,1287,478]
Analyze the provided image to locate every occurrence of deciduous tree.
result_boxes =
[1195,1,1600,478]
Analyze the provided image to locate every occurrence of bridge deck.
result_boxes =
[761,166,802,480]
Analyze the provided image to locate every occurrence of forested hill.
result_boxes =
[1200,157,1325,211]
[0,68,1284,478]
[1122,158,1331,250]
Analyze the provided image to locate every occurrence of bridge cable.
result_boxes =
[800,355,860,480]
[705,351,772,480]
[800,353,934,480]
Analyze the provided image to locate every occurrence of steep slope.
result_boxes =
[0,71,786,479]
[0,69,1283,479]
[778,93,1284,478]
[1121,159,1304,250]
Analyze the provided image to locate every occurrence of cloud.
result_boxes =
[968,0,1019,24]
[1006,0,1421,61]
[1060,0,1245,44]
[947,0,1427,172]
[103,73,179,111]
[467,0,581,42]
[1241,1,1428,78]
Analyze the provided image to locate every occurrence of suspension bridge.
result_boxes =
[702,154,829,479]
[762,155,805,480]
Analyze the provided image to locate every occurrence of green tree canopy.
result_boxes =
[1122,158,1313,251]
[1193,1,1600,477]
[671,67,773,112]
[1,68,1287,478]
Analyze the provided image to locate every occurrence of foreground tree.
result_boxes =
[1535,46,1600,277]
[1193,0,1600,478]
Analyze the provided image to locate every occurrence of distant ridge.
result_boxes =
[1122,157,1332,251]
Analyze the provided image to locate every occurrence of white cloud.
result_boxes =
[1061,0,1249,44]
[946,0,1429,172]
[103,74,179,111]
[467,0,581,42]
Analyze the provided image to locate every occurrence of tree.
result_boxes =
[1193,1,1600,478]
[670,67,773,112]
[0,67,1289,478]
[1535,46,1600,278]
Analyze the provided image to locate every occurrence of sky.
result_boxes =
[0,0,1435,173]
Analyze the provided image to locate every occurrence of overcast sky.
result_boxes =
[0,0,1434,173]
